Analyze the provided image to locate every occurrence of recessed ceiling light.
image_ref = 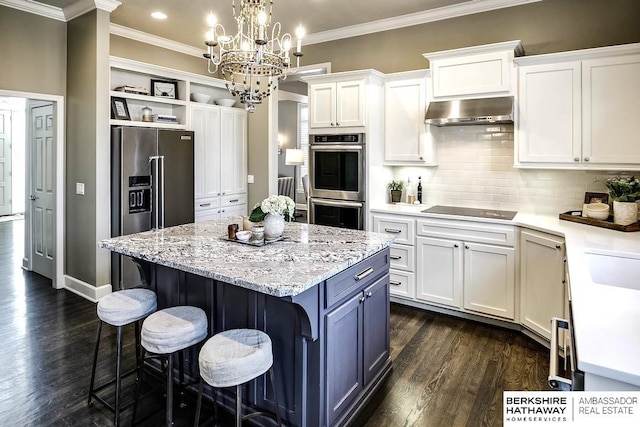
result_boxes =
[151,11,167,20]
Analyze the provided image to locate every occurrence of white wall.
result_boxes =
[0,97,26,214]
[392,124,631,215]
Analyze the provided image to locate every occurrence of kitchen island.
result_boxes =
[99,220,395,426]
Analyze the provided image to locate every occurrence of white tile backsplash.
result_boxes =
[392,125,634,215]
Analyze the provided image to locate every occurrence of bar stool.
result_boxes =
[136,306,208,426]
[88,288,157,426]
[193,329,282,427]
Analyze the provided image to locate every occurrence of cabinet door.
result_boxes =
[326,292,363,425]
[582,54,640,164]
[309,82,336,128]
[191,105,221,200]
[336,80,365,127]
[517,62,581,163]
[220,109,247,196]
[363,275,390,385]
[520,230,565,340]
[384,78,426,162]
[416,236,462,308]
[463,242,515,320]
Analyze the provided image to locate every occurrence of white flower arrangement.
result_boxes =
[249,195,296,222]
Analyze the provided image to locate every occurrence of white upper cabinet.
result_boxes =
[515,43,640,170]
[423,40,523,99]
[383,71,437,165]
[308,79,365,129]
[582,54,640,165]
[517,62,582,163]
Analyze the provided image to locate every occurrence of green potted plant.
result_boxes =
[604,176,640,225]
[388,180,404,204]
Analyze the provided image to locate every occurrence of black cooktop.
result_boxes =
[422,205,517,220]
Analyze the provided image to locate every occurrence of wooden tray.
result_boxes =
[559,211,640,232]
[220,236,287,247]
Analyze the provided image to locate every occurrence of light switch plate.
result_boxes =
[76,182,85,195]
[247,175,254,184]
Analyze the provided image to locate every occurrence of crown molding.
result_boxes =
[0,0,65,21]
[65,0,121,20]
[110,23,204,58]
[304,0,542,45]
[0,0,120,21]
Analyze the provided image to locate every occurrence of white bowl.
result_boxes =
[191,93,211,103]
[584,202,610,220]
[215,98,236,107]
[236,231,252,241]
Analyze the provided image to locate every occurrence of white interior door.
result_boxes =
[30,103,54,279]
[0,110,12,216]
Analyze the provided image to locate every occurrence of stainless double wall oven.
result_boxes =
[308,134,366,230]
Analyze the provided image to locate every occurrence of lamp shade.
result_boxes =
[285,148,304,166]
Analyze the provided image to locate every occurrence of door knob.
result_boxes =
[29,195,39,201]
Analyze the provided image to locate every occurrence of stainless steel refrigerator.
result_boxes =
[110,126,194,288]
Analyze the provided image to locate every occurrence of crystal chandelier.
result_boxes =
[204,0,304,113]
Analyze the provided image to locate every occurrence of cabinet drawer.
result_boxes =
[372,215,415,246]
[195,196,220,212]
[389,244,414,272]
[389,270,414,299]
[195,210,219,223]
[221,193,247,207]
[416,218,515,246]
[325,249,389,309]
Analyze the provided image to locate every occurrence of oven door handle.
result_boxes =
[311,199,364,208]
[310,144,364,151]
[548,317,572,391]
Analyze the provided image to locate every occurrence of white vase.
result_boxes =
[263,213,285,239]
[613,200,638,226]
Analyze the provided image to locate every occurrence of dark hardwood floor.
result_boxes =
[0,219,549,426]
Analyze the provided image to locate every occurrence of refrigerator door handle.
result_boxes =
[159,155,165,228]
[150,155,161,230]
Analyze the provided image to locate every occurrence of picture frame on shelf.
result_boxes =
[110,97,130,120]
[584,192,609,205]
[151,79,178,99]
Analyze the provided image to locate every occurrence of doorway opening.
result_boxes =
[0,90,65,290]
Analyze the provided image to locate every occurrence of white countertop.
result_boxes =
[371,203,640,387]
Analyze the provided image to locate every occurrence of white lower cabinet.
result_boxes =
[519,229,566,340]
[415,218,516,321]
[371,214,415,300]
[416,236,462,308]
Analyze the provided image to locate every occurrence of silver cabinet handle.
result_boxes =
[366,291,372,297]
[465,245,469,249]
[229,199,239,203]
[390,255,402,260]
[384,228,402,234]
[584,157,590,162]
[548,317,572,391]
[555,245,561,249]
[359,296,366,303]
[330,122,335,126]
[574,157,580,162]
[199,203,211,207]
[354,267,373,281]
[390,280,402,286]
[336,123,340,127]
[454,244,459,248]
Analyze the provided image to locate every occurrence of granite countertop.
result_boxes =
[99,220,395,298]
[371,203,640,387]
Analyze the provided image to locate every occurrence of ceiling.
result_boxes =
[23,0,538,48]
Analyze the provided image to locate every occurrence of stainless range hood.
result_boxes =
[425,96,514,126]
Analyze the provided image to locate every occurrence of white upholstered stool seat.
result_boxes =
[135,306,208,427]
[97,289,157,327]
[199,329,273,388]
[89,288,157,427]
[193,329,281,427]
[141,306,208,355]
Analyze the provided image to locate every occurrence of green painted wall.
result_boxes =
[302,0,640,73]
[0,6,66,95]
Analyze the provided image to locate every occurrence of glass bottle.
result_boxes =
[417,176,423,204]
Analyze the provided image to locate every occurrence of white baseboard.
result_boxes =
[64,275,112,303]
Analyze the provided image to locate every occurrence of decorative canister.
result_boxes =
[263,214,285,240]
[613,200,638,226]
[251,225,264,242]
